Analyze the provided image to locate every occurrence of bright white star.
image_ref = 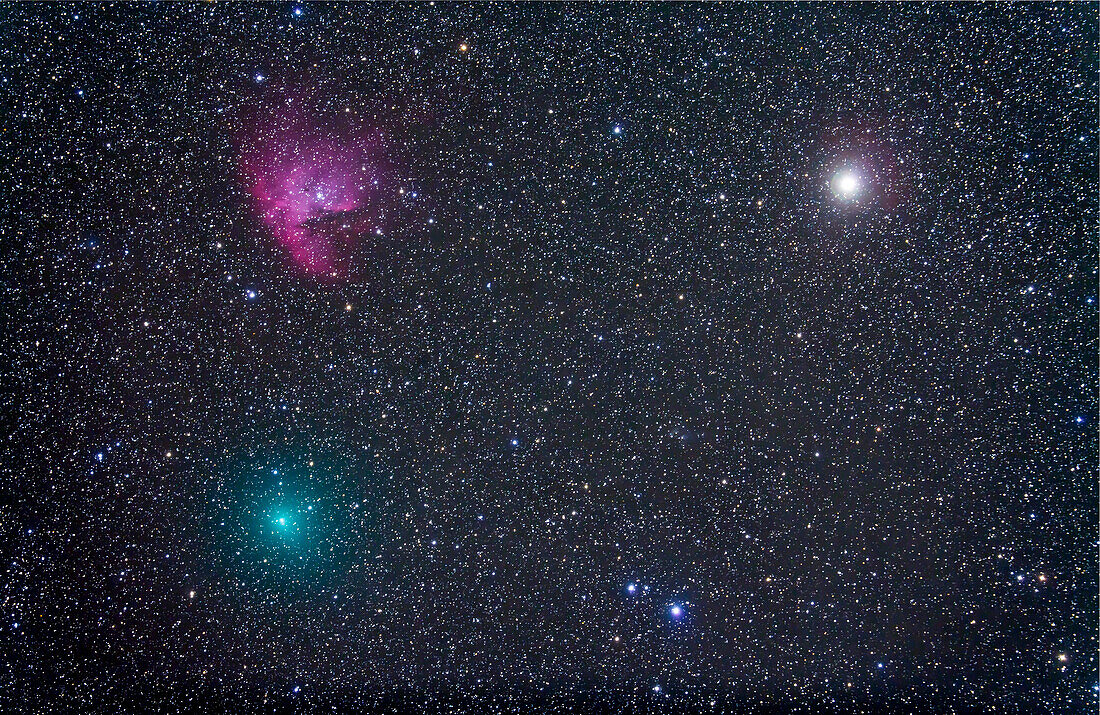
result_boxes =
[834,171,860,198]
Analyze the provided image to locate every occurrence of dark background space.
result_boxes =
[1,3,1096,713]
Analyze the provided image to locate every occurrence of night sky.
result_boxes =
[3,3,1097,714]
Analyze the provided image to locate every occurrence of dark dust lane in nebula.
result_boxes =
[3,3,1097,714]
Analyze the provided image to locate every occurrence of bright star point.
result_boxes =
[834,171,860,198]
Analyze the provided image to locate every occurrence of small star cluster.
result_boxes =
[2,4,1096,714]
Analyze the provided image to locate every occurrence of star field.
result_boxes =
[2,3,1097,714]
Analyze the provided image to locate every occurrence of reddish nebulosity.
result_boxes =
[813,118,918,214]
[234,101,385,277]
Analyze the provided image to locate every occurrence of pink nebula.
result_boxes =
[235,107,385,277]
